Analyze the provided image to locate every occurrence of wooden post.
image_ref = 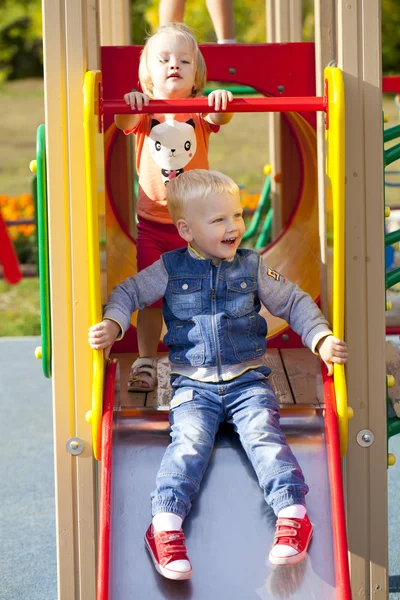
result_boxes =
[99,0,131,45]
[266,0,303,238]
[99,0,135,236]
[314,0,336,314]
[42,0,100,597]
[337,0,388,596]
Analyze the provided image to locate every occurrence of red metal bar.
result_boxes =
[97,358,117,600]
[103,96,327,115]
[383,76,400,94]
[322,366,352,599]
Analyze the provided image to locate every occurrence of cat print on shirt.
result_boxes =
[147,118,197,185]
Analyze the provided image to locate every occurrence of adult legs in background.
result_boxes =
[159,0,235,43]
[206,0,235,42]
[159,0,186,25]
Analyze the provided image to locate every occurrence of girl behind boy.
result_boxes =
[115,23,233,392]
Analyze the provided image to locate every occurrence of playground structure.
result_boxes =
[36,0,395,598]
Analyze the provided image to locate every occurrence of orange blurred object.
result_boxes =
[241,193,260,211]
[0,194,35,240]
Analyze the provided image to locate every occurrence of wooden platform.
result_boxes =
[111,348,324,410]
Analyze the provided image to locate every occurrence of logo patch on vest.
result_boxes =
[267,268,285,283]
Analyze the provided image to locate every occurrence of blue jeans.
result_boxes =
[151,367,309,519]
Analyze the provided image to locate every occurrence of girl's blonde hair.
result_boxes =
[167,170,239,224]
[138,23,207,98]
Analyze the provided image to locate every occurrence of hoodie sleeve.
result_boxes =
[258,261,332,353]
[103,259,168,338]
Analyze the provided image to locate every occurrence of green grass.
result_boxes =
[0,79,44,197]
[0,278,40,336]
[0,80,43,337]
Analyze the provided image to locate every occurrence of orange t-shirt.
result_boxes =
[125,113,219,224]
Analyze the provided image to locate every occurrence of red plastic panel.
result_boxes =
[101,43,317,127]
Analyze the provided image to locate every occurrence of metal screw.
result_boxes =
[229,67,236,75]
[66,437,84,456]
[277,85,285,94]
[356,429,374,448]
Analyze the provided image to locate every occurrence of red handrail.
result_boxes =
[103,96,327,115]
[97,359,117,600]
[322,366,352,599]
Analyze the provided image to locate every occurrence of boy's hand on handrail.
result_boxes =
[89,319,121,359]
[317,335,348,376]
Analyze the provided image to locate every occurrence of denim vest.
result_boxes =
[162,248,267,368]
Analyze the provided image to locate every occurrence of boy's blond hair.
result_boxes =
[139,23,207,98]
[167,170,239,224]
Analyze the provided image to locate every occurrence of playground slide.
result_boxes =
[104,111,320,343]
[97,359,350,599]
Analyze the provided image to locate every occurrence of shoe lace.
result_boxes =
[159,531,187,557]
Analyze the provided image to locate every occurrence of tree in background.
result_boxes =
[0,0,42,82]
[382,0,400,75]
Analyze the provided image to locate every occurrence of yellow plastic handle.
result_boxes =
[84,70,104,460]
[325,66,350,456]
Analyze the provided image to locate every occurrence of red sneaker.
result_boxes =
[144,524,192,580]
[269,514,313,565]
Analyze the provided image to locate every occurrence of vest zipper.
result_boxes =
[210,263,222,378]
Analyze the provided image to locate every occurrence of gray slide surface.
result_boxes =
[109,407,336,599]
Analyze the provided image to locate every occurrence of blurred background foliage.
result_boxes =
[0,0,399,82]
